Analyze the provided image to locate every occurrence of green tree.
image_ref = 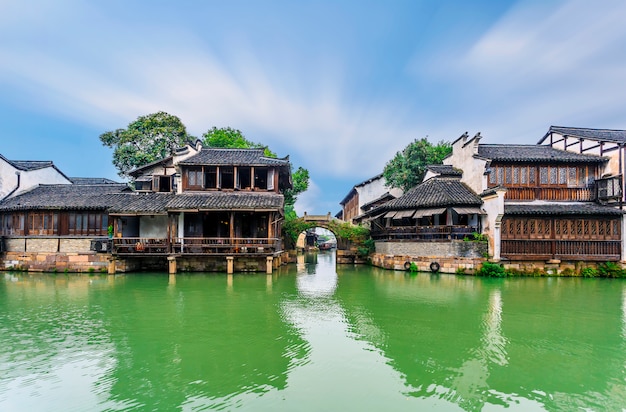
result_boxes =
[100,111,190,177]
[383,138,452,191]
[203,126,276,157]
[202,127,309,207]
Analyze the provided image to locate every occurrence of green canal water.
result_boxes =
[1,252,626,411]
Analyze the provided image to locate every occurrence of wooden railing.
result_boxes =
[112,237,169,255]
[172,237,281,255]
[501,239,621,261]
[372,226,479,241]
[112,237,282,255]
[504,187,594,201]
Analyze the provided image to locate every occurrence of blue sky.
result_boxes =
[2,0,626,215]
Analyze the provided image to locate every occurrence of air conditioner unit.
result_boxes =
[90,239,110,253]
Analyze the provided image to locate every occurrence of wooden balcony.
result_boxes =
[501,239,621,261]
[112,237,170,255]
[372,225,478,241]
[112,237,282,256]
[504,187,594,201]
[171,237,281,255]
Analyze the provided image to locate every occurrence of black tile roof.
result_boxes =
[384,177,482,210]
[426,164,462,176]
[355,173,383,188]
[179,148,290,166]
[543,126,626,144]
[478,144,606,163]
[70,177,120,185]
[505,203,624,216]
[166,192,284,211]
[0,184,129,211]
[107,193,176,214]
[10,160,54,171]
[360,192,396,210]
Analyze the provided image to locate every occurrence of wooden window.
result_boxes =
[255,168,268,190]
[28,212,56,235]
[204,167,217,189]
[220,166,234,189]
[237,167,251,190]
[68,212,107,236]
[184,167,203,190]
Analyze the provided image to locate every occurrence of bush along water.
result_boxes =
[473,261,626,278]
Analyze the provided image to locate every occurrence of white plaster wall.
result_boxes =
[443,136,488,195]
[0,159,18,199]
[543,133,620,177]
[139,215,168,238]
[356,176,403,210]
[1,165,71,199]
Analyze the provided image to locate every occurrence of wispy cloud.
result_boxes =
[416,0,626,143]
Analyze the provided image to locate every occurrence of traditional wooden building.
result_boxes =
[0,142,293,273]
[339,173,402,223]
[444,131,625,263]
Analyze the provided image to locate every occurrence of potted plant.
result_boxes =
[107,224,114,238]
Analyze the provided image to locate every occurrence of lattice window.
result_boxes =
[577,221,583,236]
[530,220,536,234]
[555,220,561,236]
[489,169,496,184]
[549,167,557,184]
[505,167,512,184]
[558,167,567,184]
[515,220,522,236]
[529,167,536,184]
[568,167,577,187]
[497,167,504,185]
[520,166,527,184]
[513,167,519,184]
[599,222,605,236]
[540,167,548,184]
[583,221,590,236]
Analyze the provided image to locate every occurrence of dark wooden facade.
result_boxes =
[501,216,621,261]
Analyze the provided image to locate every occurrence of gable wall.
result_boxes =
[443,137,488,195]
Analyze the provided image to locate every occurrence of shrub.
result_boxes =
[409,262,418,273]
[476,261,507,277]
[597,262,626,278]
[581,267,597,278]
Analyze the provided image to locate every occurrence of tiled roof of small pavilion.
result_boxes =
[505,203,624,216]
[383,177,482,210]
[425,164,462,177]
[477,144,606,163]
[165,192,284,210]
[542,126,626,144]
[0,184,129,211]
[107,193,176,214]
[179,148,290,166]
[70,177,120,185]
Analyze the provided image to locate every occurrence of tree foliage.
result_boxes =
[203,127,309,207]
[383,138,452,192]
[100,111,189,177]
[203,126,276,157]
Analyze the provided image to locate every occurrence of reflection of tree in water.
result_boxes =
[334,270,626,411]
[93,274,308,410]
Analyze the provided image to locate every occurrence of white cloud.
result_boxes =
[417,0,626,144]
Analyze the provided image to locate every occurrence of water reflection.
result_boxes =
[2,266,626,411]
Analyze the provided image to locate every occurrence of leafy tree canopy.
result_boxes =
[203,127,309,208]
[100,111,190,177]
[383,138,452,192]
[203,126,276,157]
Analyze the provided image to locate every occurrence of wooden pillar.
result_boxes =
[266,256,273,273]
[107,258,116,274]
[167,256,177,274]
[227,256,234,274]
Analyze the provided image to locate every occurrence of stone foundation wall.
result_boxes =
[375,240,488,259]
[371,252,483,274]
[2,251,109,273]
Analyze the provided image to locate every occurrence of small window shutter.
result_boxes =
[267,169,275,190]
[152,176,160,192]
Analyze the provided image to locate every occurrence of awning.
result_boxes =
[413,208,446,218]
[393,210,415,219]
[383,211,397,219]
[452,206,484,215]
